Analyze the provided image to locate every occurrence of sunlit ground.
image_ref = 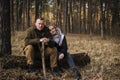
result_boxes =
[9,31,120,80]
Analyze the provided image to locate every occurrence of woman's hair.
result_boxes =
[48,25,63,45]
[48,25,56,31]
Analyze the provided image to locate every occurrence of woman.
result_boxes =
[48,25,81,79]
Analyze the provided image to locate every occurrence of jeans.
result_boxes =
[58,52,77,69]
[66,52,77,69]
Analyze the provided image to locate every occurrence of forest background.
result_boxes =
[0,0,120,80]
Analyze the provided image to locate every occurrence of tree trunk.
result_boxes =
[79,0,82,33]
[88,0,92,35]
[69,0,73,33]
[74,0,79,34]
[16,0,19,30]
[19,0,23,30]
[111,0,119,28]
[35,0,40,20]
[0,53,90,69]
[100,0,106,39]
[83,0,86,33]
[72,0,76,33]
[64,0,68,34]
[0,0,11,55]
[22,0,26,30]
[26,0,30,28]
[10,0,14,31]
[67,0,71,33]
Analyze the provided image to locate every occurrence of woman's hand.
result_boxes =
[59,53,64,60]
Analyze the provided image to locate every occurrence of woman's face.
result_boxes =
[49,26,57,35]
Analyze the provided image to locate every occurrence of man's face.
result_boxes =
[35,19,44,30]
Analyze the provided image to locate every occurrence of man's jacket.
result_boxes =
[24,26,54,47]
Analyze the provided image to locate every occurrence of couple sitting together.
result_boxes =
[24,18,81,79]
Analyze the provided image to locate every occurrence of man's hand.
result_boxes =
[40,37,50,44]
[59,53,64,60]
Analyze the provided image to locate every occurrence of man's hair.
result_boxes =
[39,17,44,20]
[35,17,44,22]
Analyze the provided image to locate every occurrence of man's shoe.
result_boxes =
[28,64,35,73]
[58,67,64,73]
[51,67,61,77]
[73,68,82,80]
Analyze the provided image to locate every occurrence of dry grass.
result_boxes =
[67,34,120,80]
[11,31,120,80]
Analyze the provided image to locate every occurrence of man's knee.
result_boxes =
[24,45,34,54]
[24,45,34,64]
[25,45,34,50]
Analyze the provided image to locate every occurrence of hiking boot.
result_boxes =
[72,68,82,80]
[28,64,35,73]
[51,67,61,77]
[58,67,64,73]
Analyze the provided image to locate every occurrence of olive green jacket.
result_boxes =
[24,26,54,47]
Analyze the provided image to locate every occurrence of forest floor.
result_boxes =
[0,31,120,80]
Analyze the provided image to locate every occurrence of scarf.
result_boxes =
[53,28,64,46]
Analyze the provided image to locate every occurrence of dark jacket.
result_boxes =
[24,26,55,47]
[55,36,68,56]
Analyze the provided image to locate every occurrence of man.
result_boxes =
[24,18,60,76]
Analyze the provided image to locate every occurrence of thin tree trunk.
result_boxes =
[75,0,79,33]
[79,0,82,33]
[88,0,92,35]
[100,0,106,39]
[10,0,14,31]
[72,0,75,33]
[26,0,30,27]
[69,0,73,33]
[64,0,68,34]
[16,0,19,30]
[22,0,26,30]
[19,0,23,30]
[58,1,62,31]
[67,0,70,33]
[83,0,86,33]
[55,0,59,27]
[35,0,40,20]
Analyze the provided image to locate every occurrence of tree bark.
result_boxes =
[26,0,30,28]
[83,0,86,33]
[88,0,92,35]
[35,0,40,20]
[64,0,68,34]
[100,0,106,39]
[0,0,11,55]
[10,0,14,31]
